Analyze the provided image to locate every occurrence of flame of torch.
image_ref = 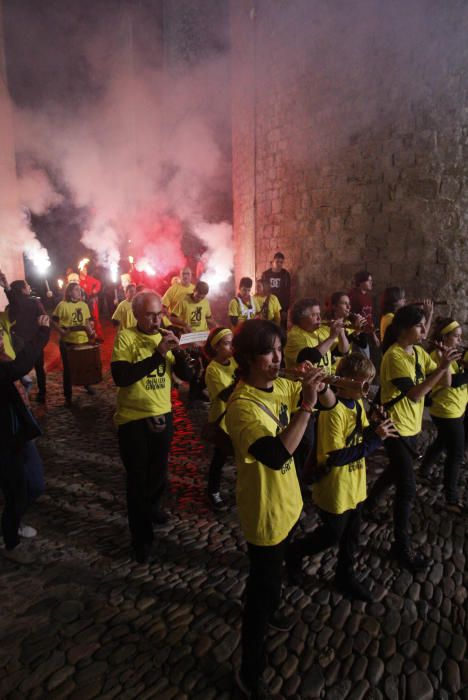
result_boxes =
[128,255,134,264]
[78,258,90,272]
[57,278,64,289]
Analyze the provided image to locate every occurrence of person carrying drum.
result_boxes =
[52,282,97,407]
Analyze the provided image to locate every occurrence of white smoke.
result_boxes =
[10,6,233,288]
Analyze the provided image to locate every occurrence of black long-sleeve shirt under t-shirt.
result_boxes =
[111,348,193,388]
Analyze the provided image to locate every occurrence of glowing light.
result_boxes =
[25,245,51,275]
[135,258,156,276]
[57,278,64,289]
[110,262,118,282]
[201,270,229,294]
[78,258,90,272]
[128,255,134,264]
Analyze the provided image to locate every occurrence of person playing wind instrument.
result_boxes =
[419,317,468,514]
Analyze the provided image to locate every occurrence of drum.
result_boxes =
[66,344,102,386]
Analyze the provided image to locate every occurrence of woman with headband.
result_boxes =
[203,327,237,511]
[420,318,467,513]
[363,305,460,571]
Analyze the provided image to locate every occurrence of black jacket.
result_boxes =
[0,326,50,449]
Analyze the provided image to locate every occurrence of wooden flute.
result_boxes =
[278,368,370,397]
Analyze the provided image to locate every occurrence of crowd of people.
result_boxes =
[0,253,467,700]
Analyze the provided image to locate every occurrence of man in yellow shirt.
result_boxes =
[161,267,195,314]
[170,281,217,332]
[111,291,193,564]
[112,284,137,330]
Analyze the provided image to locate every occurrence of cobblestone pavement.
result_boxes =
[0,326,467,699]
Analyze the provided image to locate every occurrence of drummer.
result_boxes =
[52,282,97,407]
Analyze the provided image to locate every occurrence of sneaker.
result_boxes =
[18,523,37,538]
[235,669,274,699]
[336,576,375,602]
[3,544,35,565]
[84,385,95,395]
[390,544,431,572]
[151,509,170,525]
[268,609,296,632]
[207,492,226,511]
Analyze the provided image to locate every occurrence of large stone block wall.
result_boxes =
[231,0,468,319]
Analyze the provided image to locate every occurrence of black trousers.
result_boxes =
[0,447,28,550]
[207,447,226,494]
[422,415,464,503]
[292,506,362,580]
[118,414,173,549]
[366,436,417,551]
[34,349,46,396]
[59,341,73,400]
[241,524,296,685]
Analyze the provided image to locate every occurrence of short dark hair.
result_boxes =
[354,270,371,286]
[10,280,27,296]
[330,291,349,307]
[290,297,320,326]
[195,280,209,295]
[239,277,253,289]
[273,252,285,260]
[381,287,405,314]
[233,319,285,378]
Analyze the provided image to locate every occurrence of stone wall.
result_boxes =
[230,0,468,319]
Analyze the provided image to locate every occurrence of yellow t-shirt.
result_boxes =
[53,300,91,344]
[0,311,16,359]
[162,283,195,312]
[112,299,136,329]
[284,324,334,371]
[313,399,369,514]
[380,313,394,342]
[228,296,257,324]
[173,294,212,331]
[381,343,437,436]
[112,327,175,425]
[429,351,467,419]
[205,357,238,429]
[252,294,282,324]
[226,379,303,546]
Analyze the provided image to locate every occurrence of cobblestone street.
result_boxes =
[0,327,467,699]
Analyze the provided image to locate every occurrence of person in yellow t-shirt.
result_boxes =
[420,318,467,513]
[111,291,193,564]
[112,283,137,330]
[228,277,257,328]
[203,328,237,510]
[286,354,396,602]
[161,267,195,314]
[170,280,216,332]
[363,305,460,572]
[0,311,16,359]
[327,291,369,372]
[284,297,349,371]
[379,287,406,342]
[52,283,96,406]
[253,279,282,325]
[225,319,335,698]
